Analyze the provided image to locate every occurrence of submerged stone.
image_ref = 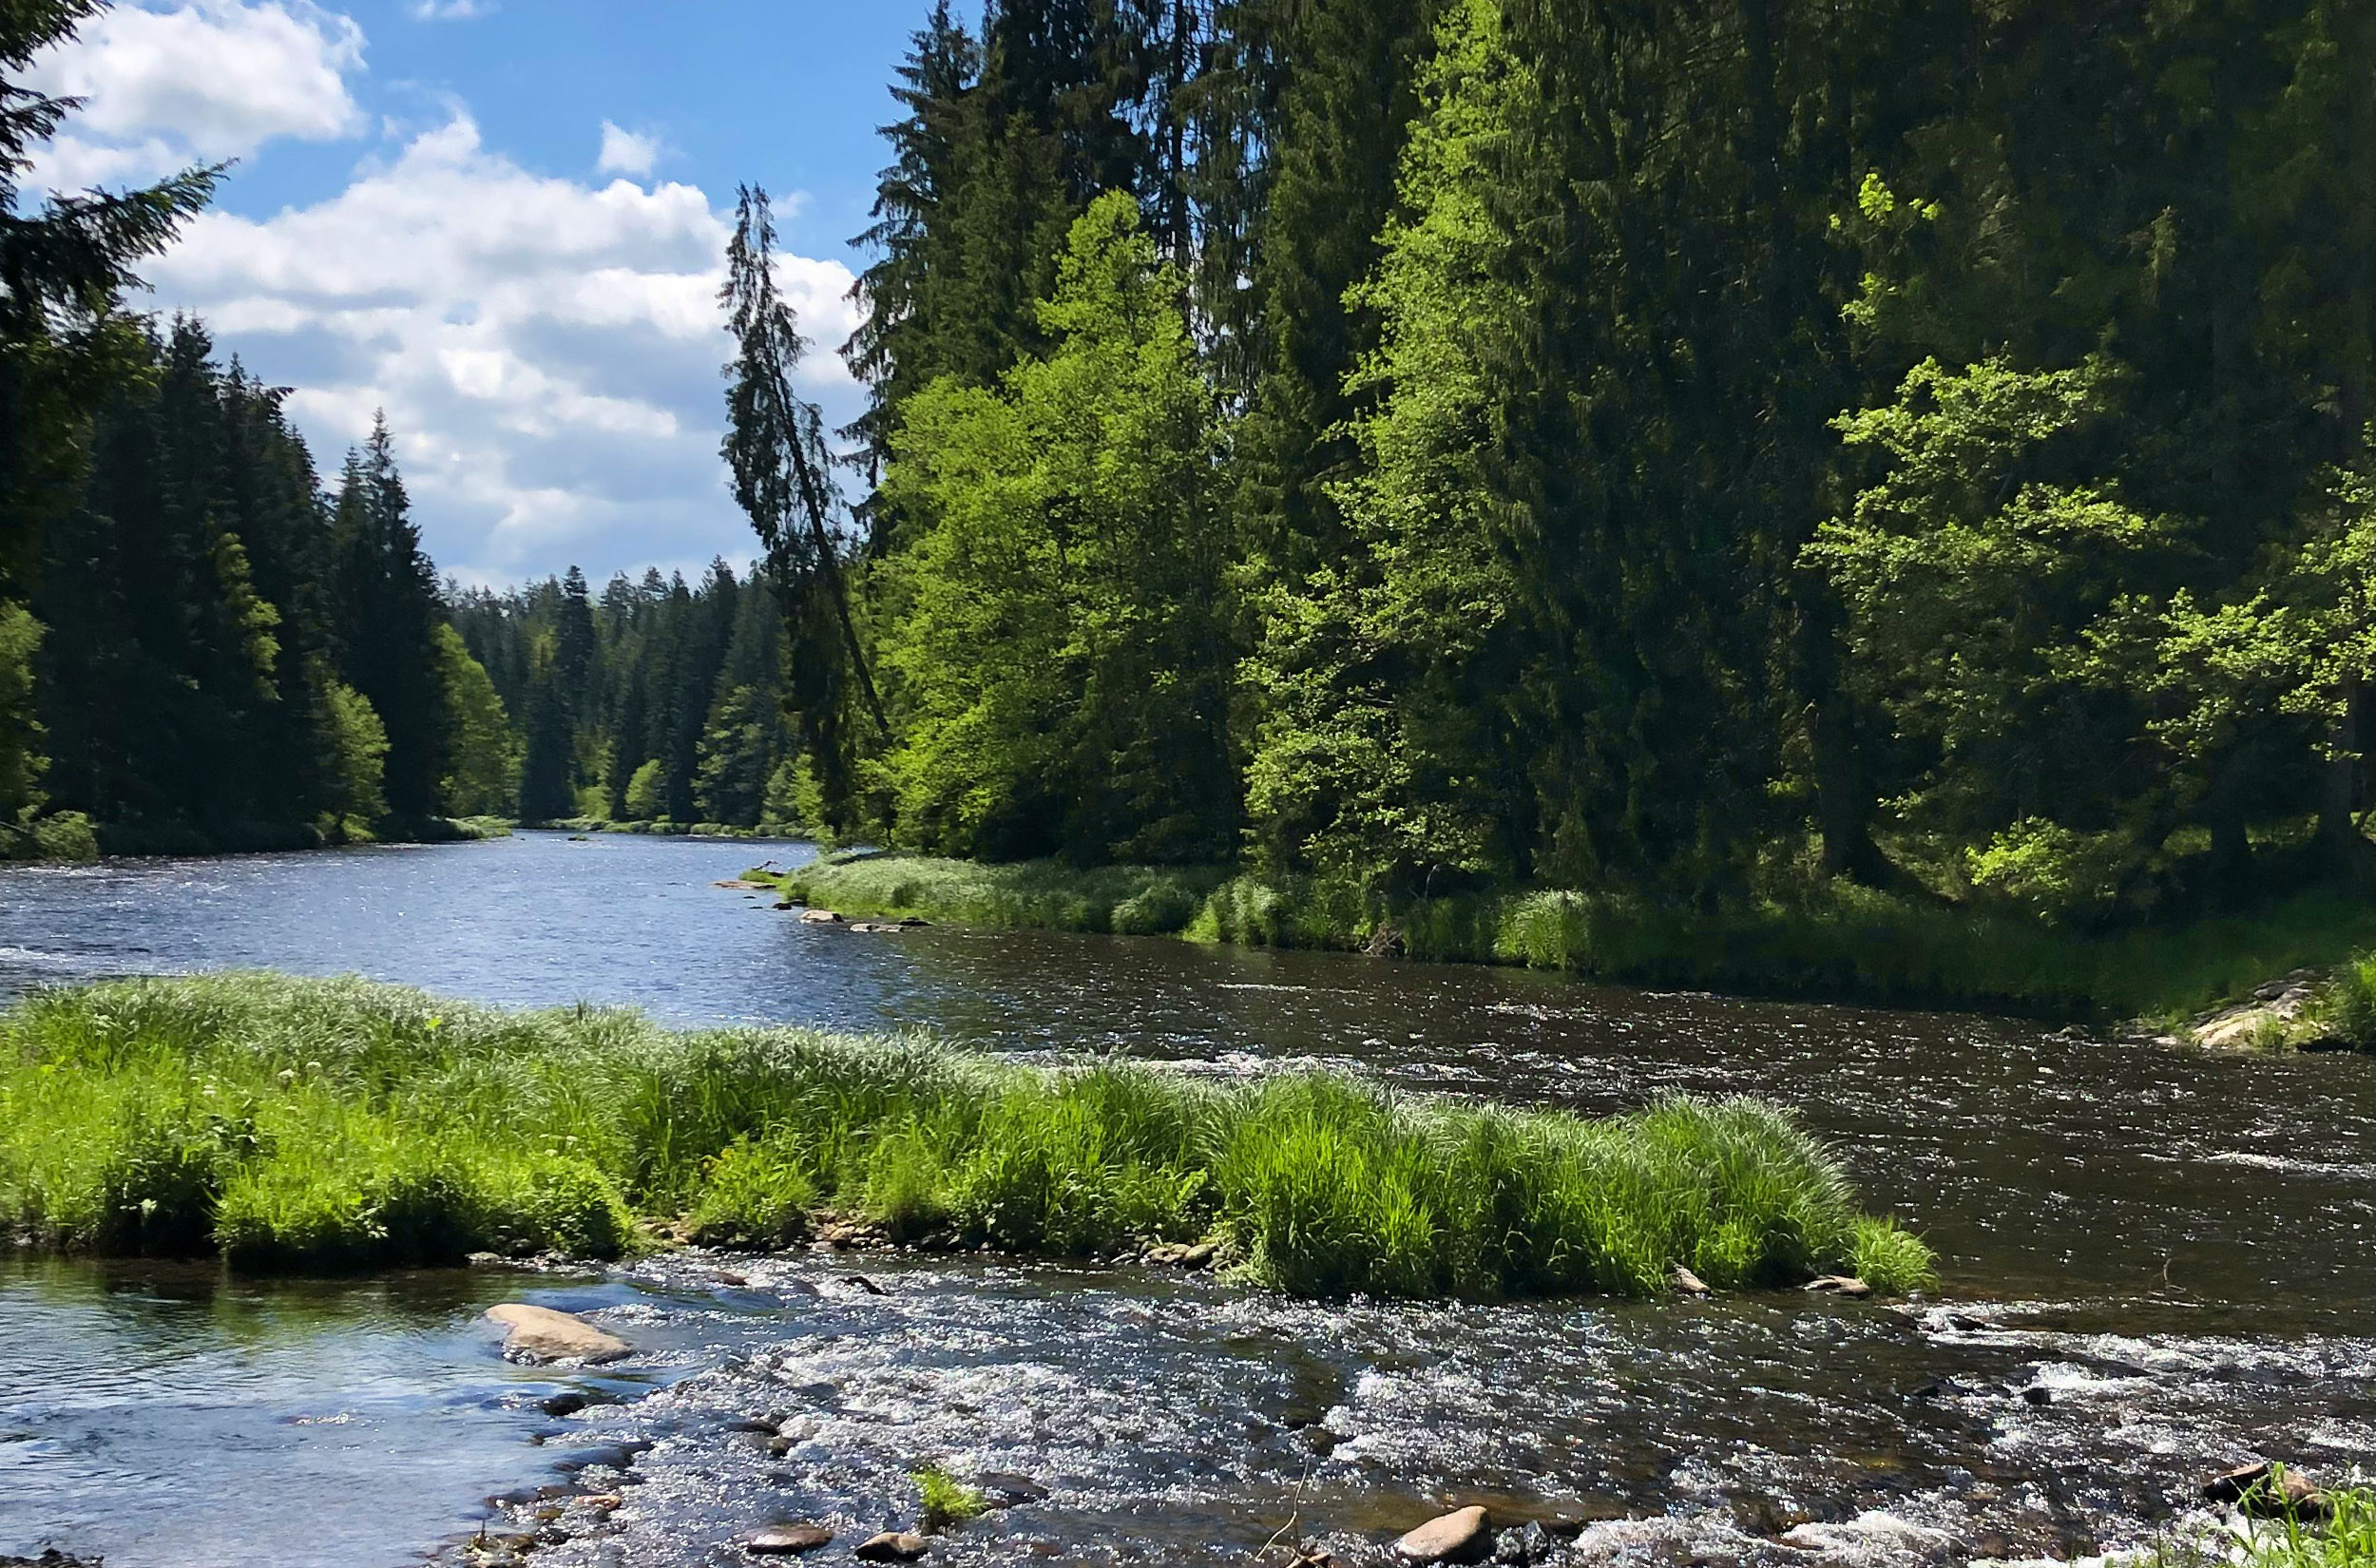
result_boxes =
[854,1531,929,1561]
[485,1303,630,1365]
[748,1524,834,1555]
[1804,1275,1872,1297]
[1395,1505,1494,1564]
[975,1471,1049,1508]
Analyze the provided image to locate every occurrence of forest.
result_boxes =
[7,0,2376,943]
[746,0,2376,937]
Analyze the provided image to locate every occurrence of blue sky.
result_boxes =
[29,0,947,585]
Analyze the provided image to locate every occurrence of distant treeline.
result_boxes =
[447,563,801,829]
[0,8,531,857]
[27,317,493,852]
[747,0,2376,930]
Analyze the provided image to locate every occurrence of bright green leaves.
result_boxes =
[874,192,1236,863]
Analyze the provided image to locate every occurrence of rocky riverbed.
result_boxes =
[424,1246,2374,1568]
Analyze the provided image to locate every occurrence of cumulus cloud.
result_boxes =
[145,115,860,584]
[26,0,365,187]
[596,121,660,179]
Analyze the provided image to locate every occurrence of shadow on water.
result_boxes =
[2,831,2373,1564]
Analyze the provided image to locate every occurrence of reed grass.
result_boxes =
[772,853,1231,936]
[770,855,2376,1023]
[0,973,1931,1297]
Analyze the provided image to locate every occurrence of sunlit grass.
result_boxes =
[0,973,1931,1297]
[770,855,2376,1023]
[913,1464,987,1532]
[770,852,1230,936]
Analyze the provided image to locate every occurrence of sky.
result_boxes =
[25,0,945,586]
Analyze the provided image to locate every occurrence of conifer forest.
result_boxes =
[8,0,2376,942]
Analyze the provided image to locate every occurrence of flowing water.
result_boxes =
[0,832,2370,1568]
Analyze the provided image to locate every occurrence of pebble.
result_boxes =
[854,1532,930,1561]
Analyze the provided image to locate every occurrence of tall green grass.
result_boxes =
[773,853,1231,936]
[0,974,1929,1296]
[771,854,2376,1022]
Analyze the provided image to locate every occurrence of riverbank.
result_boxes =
[0,973,1928,1297]
[528,815,804,841]
[0,812,509,862]
[755,854,2376,1027]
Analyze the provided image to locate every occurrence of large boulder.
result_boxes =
[484,1303,630,1364]
[1395,1506,1494,1565]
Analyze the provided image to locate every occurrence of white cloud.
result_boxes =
[145,114,860,584]
[26,1,365,187]
[596,121,660,180]
[408,0,493,17]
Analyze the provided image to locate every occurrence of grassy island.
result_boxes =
[0,974,1930,1297]
[757,854,2376,1025]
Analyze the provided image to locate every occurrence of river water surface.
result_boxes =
[1,832,2370,1567]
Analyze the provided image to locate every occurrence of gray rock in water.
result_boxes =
[747,1524,834,1556]
[854,1532,929,1561]
[976,1472,1049,1508]
[485,1303,630,1365]
[1491,1522,1553,1565]
[1395,1506,1494,1565]
[1671,1266,1711,1296]
[799,909,844,925]
[1804,1275,1872,1297]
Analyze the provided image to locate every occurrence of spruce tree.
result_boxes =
[331,416,449,823]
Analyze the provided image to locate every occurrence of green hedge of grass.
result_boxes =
[0,974,1929,1297]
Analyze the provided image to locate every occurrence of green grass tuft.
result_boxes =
[0,973,1929,1296]
[912,1463,987,1532]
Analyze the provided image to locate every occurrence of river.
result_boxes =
[1,831,2370,1567]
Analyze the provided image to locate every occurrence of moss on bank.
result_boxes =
[0,974,1929,1297]
[760,854,2376,1024]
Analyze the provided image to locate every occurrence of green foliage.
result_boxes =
[435,623,518,817]
[1848,1218,1939,1294]
[773,855,2376,1022]
[0,974,1922,1297]
[775,852,1229,936]
[685,1136,817,1248]
[0,599,46,821]
[874,192,1237,863]
[623,758,666,822]
[2137,1482,2376,1568]
[320,678,390,827]
[913,1464,987,1533]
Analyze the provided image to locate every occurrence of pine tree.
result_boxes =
[0,1,215,829]
[331,416,450,823]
